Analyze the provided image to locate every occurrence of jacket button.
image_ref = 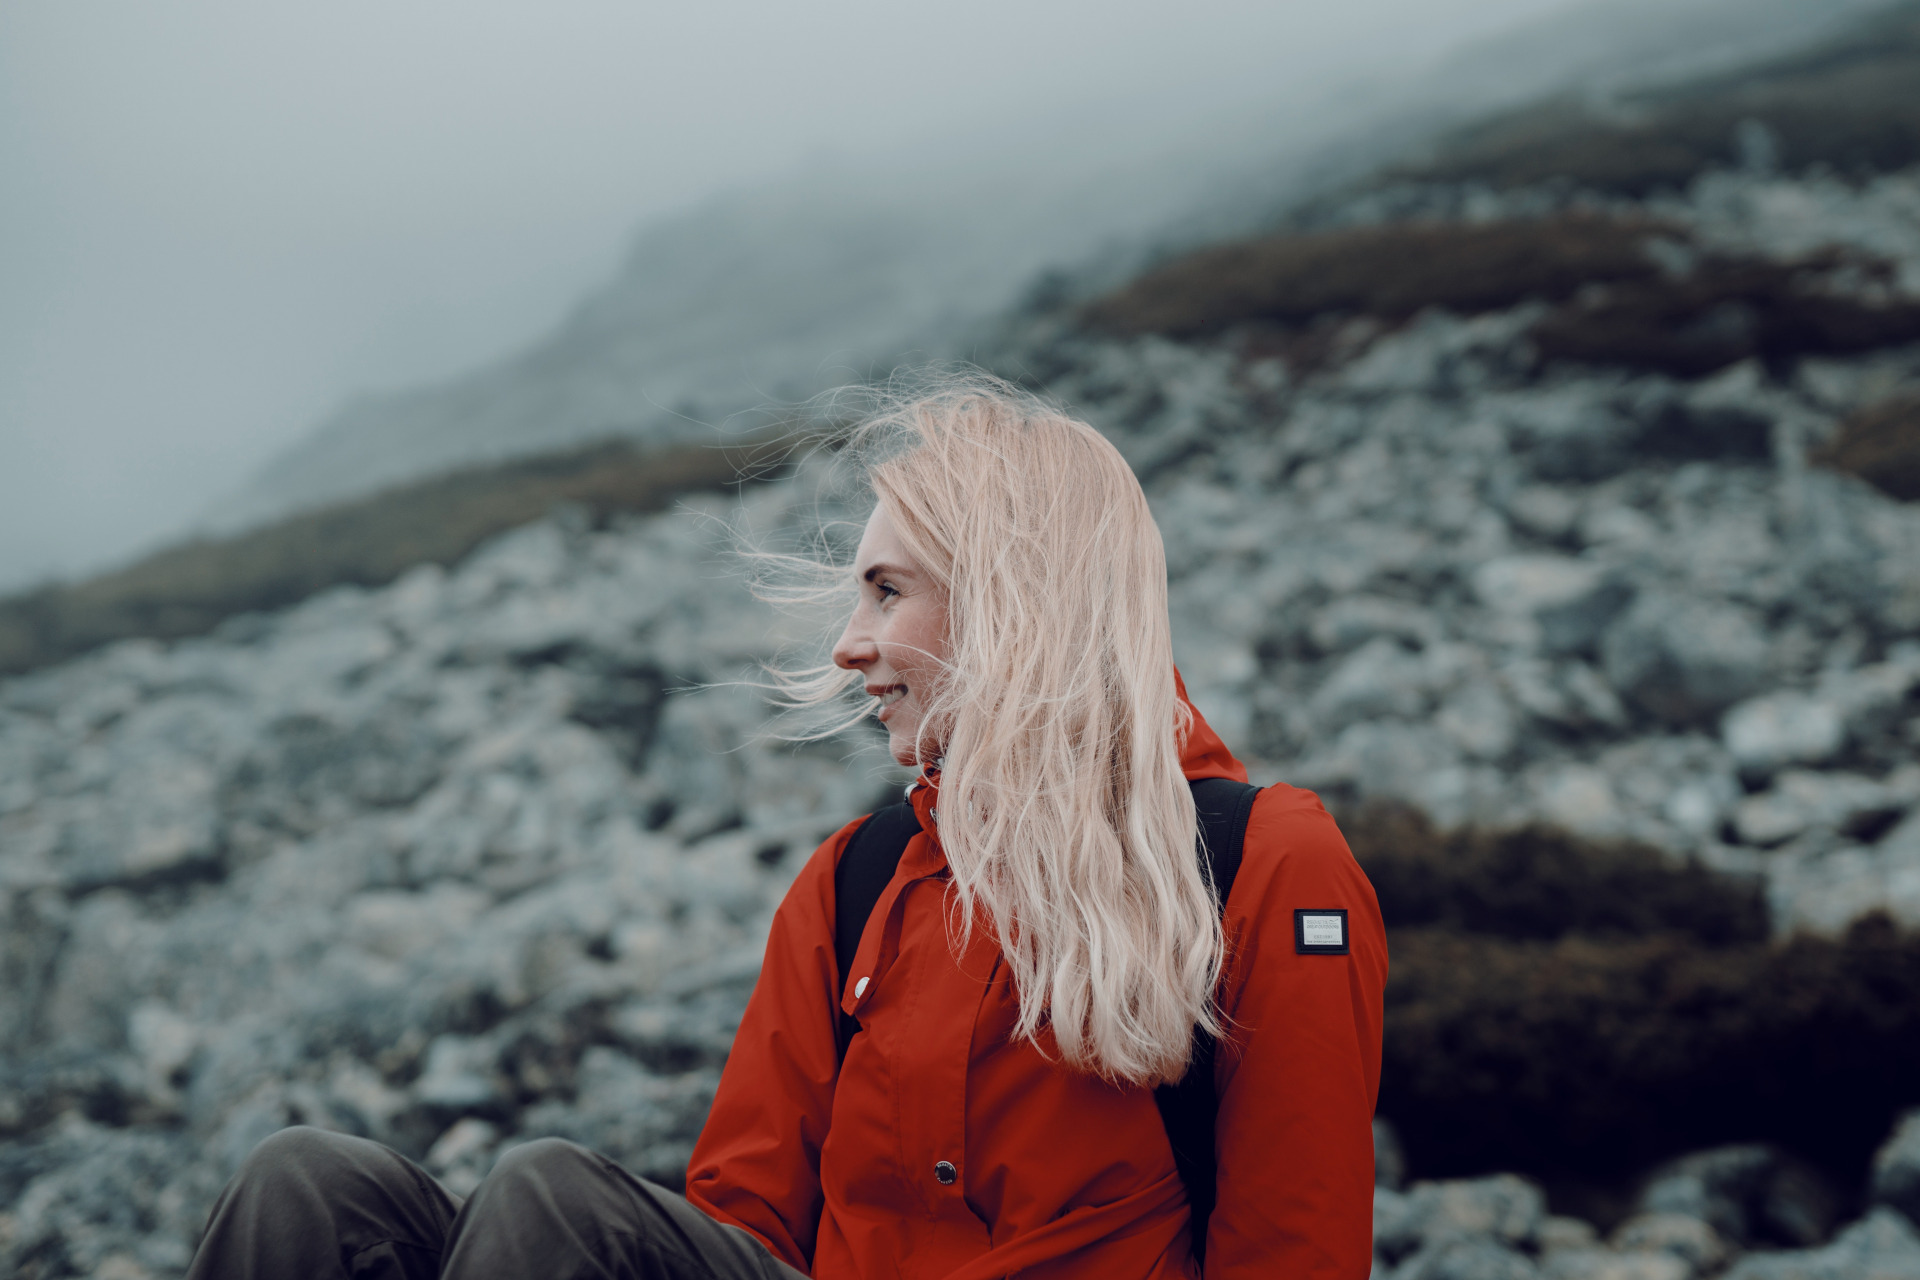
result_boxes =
[934,1161,957,1185]
[854,976,869,998]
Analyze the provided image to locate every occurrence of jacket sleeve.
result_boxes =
[1206,787,1387,1279]
[684,818,862,1272]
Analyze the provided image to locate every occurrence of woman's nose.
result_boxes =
[832,616,876,671]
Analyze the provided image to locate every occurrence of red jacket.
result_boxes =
[687,689,1387,1279]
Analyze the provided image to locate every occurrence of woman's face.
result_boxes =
[831,505,950,768]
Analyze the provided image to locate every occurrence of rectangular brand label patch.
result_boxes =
[1295,908,1349,955]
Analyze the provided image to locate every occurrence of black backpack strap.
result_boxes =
[1155,777,1262,1263]
[1190,776,1259,908]
[832,800,922,1055]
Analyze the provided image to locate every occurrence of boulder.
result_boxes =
[1766,821,1920,933]
[424,1117,502,1198]
[1612,1211,1731,1274]
[1537,1216,1601,1256]
[1824,659,1920,745]
[1472,555,1634,656]
[1873,1109,1920,1226]
[1374,1173,1545,1261]
[1540,1249,1690,1280]
[1309,637,1440,729]
[1398,1237,1542,1280]
[1505,485,1583,543]
[1722,693,1846,778]
[1309,595,1442,655]
[1722,1208,1920,1280]
[1731,771,1906,848]
[1602,596,1770,727]
[1639,1145,1838,1249]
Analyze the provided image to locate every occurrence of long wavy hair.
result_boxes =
[765,375,1224,1086]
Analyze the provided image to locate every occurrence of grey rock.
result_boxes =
[1505,485,1583,543]
[1612,1212,1731,1274]
[1311,638,1442,729]
[1473,555,1634,656]
[1310,596,1443,655]
[1722,1208,1920,1280]
[1732,771,1906,848]
[1396,1237,1541,1280]
[1541,1249,1691,1280]
[1640,1145,1838,1249]
[1723,693,1847,778]
[413,1035,507,1112]
[1602,595,1770,727]
[1530,763,1626,838]
[516,1046,718,1187]
[1768,813,1920,933]
[1374,1174,1545,1261]
[1872,1109,1920,1226]
[1823,658,1920,756]
[0,1121,210,1279]
[424,1117,502,1198]
[1538,1216,1601,1256]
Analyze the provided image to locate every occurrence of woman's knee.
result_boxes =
[482,1136,600,1190]
[237,1124,385,1187]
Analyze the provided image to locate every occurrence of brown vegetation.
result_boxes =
[1813,391,1920,501]
[1404,3,1920,193]
[1344,803,1768,946]
[0,434,796,677]
[1083,211,1920,378]
[1531,256,1920,378]
[1379,916,1920,1185]
[1083,213,1665,339]
[1345,807,1920,1187]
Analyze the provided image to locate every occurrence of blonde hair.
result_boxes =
[767,374,1224,1086]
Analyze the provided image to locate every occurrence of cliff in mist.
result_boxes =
[217,0,1893,531]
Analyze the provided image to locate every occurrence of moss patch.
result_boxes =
[1530,255,1920,378]
[1378,916,1920,1184]
[1083,213,1666,340]
[1344,807,1920,1187]
[1083,212,1920,377]
[1346,803,1769,947]
[0,434,794,677]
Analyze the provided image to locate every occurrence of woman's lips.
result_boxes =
[874,685,906,722]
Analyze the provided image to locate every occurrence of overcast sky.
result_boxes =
[0,0,1603,593]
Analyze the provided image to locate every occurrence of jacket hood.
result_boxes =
[1176,667,1248,784]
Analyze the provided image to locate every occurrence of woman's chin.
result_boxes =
[885,725,927,770]
[887,736,919,769]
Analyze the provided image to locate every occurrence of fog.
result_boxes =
[2,0,1685,592]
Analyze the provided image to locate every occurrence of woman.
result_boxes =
[186,381,1385,1279]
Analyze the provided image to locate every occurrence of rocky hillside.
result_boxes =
[7,6,1920,1279]
[998,154,1920,937]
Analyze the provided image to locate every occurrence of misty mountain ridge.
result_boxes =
[218,0,1899,532]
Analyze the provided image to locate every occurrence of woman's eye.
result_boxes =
[876,582,899,601]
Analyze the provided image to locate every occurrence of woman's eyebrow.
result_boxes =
[862,562,913,584]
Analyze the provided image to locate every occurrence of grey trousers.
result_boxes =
[185,1126,807,1280]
